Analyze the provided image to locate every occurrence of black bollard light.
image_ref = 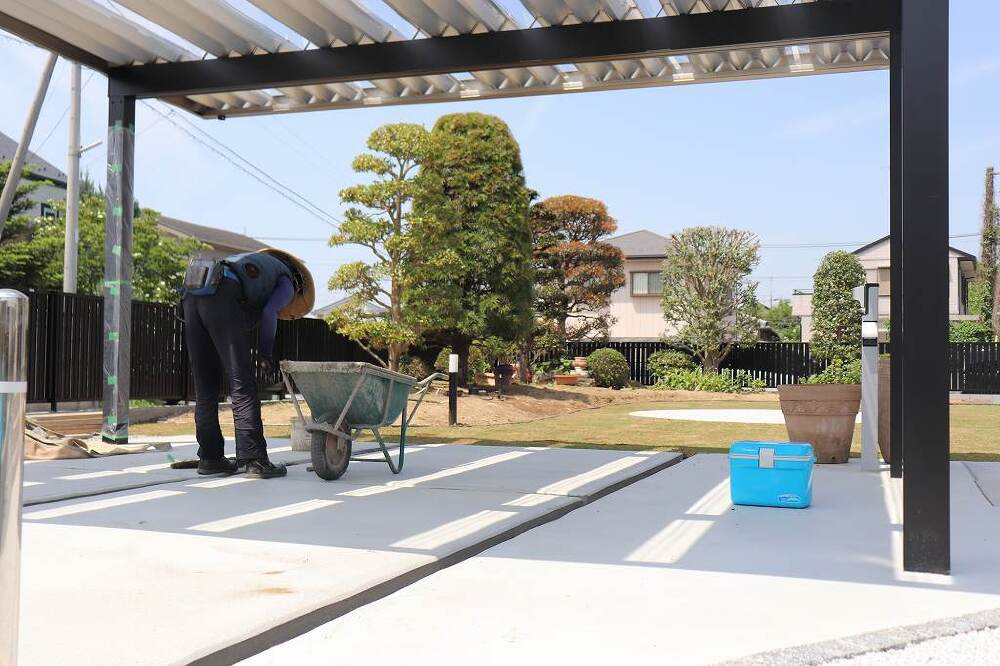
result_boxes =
[448,353,458,426]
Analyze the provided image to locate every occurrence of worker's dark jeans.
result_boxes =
[183,279,267,463]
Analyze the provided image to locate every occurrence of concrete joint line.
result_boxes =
[188,453,687,666]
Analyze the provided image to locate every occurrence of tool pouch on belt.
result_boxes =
[181,257,224,297]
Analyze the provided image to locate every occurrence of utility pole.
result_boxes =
[63,63,81,293]
[0,53,58,239]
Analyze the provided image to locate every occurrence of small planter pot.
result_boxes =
[553,374,579,386]
[572,356,588,370]
[777,383,861,464]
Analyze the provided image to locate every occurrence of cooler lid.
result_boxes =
[729,441,814,459]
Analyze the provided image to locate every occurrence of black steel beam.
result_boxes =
[107,0,893,99]
[889,0,903,480]
[900,0,950,574]
[0,11,108,72]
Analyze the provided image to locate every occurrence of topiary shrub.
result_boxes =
[802,359,862,385]
[587,348,630,388]
[810,251,865,368]
[647,350,696,379]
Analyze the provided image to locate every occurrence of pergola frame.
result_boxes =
[0,0,949,573]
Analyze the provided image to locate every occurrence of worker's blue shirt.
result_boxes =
[259,276,294,359]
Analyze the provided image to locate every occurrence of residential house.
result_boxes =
[312,295,387,320]
[603,229,780,342]
[792,235,978,342]
[157,216,269,259]
[604,230,673,341]
[0,131,67,219]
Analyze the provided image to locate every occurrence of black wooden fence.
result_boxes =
[24,289,1000,402]
[568,339,1000,392]
[26,290,366,407]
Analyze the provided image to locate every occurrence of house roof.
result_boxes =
[0,131,68,185]
[852,234,976,263]
[606,230,671,259]
[157,216,269,253]
[312,296,387,320]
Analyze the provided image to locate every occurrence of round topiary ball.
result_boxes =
[587,348,630,389]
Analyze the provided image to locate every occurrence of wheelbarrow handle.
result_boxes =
[405,372,447,428]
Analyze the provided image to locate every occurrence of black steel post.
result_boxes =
[889,0,903,479]
[900,0,950,574]
[101,93,136,443]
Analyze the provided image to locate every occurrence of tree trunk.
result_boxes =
[452,335,472,387]
[388,343,401,373]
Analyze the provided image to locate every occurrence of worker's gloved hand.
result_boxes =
[260,356,278,375]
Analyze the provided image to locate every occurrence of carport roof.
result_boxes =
[0,0,892,118]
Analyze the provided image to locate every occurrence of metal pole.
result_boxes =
[102,94,135,444]
[900,0,950,574]
[889,0,903,480]
[861,284,880,472]
[0,53,58,238]
[0,290,29,666]
[448,353,458,426]
[63,63,81,294]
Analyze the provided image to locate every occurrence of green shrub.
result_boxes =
[647,350,696,378]
[587,348,630,388]
[811,251,865,365]
[949,320,994,342]
[802,359,862,385]
[654,369,765,393]
[434,346,489,383]
[398,355,431,379]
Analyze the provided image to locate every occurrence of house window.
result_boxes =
[631,271,662,296]
[39,202,59,219]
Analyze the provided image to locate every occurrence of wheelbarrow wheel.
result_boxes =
[310,422,352,481]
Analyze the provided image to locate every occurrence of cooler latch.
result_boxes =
[759,448,775,469]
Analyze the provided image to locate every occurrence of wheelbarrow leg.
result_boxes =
[370,401,405,474]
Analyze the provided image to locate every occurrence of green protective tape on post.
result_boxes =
[110,163,122,174]
[112,245,122,256]
[103,432,129,442]
[113,120,122,130]
[108,331,119,342]
[113,205,123,217]
[107,375,117,386]
[105,415,118,426]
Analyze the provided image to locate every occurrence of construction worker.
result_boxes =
[182,249,314,478]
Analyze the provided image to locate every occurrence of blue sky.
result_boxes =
[1,2,997,306]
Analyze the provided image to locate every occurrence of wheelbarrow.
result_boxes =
[280,361,445,480]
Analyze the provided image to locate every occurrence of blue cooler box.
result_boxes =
[729,442,815,509]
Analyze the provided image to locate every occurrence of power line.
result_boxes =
[32,70,96,153]
[148,101,341,228]
[139,101,341,229]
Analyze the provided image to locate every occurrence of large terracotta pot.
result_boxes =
[554,374,579,386]
[878,357,891,464]
[777,384,861,464]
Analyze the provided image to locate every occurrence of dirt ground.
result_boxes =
[135,382,777,436]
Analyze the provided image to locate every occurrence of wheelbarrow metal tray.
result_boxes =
[282,361,416,429]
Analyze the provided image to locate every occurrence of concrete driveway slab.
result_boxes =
[19,445,678,666]
[244,456,1000,666]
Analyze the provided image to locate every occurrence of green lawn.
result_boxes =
[383,401,1000,461]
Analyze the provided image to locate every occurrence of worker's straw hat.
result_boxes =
[260,248,315,320]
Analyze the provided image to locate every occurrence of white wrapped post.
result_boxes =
[861,284,880,472]
[0,289,29,666]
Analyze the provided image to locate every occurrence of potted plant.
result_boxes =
[552,358,579,385]
[778,251,864,464]
[480,337,518,390]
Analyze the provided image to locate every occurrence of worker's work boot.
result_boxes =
[244,458,288,479]
[198,456,238,476]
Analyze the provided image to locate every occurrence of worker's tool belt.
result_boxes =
[181,257,225,297]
